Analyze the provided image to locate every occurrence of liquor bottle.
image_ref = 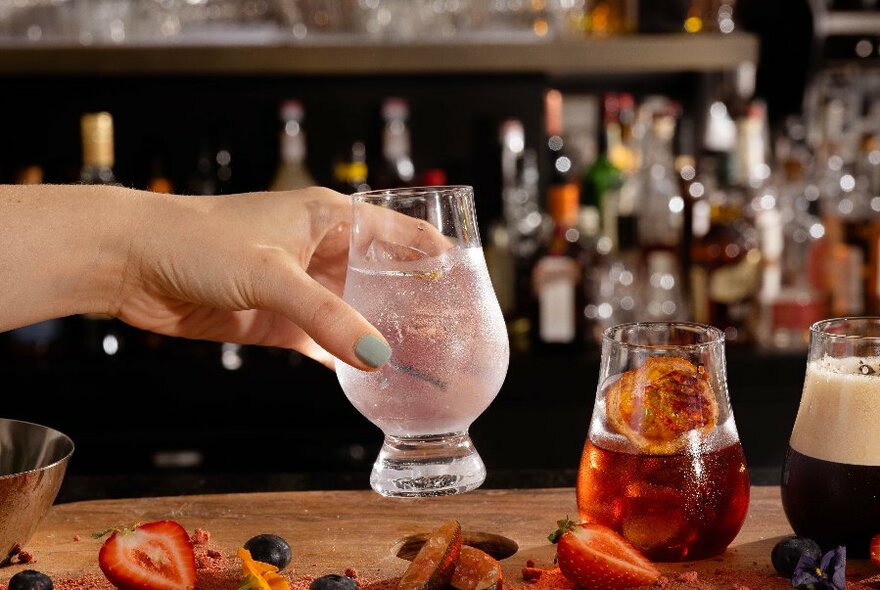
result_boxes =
[79,112,127,358]
[756,152,828,350]
[638,108,683,259]
[588,0,637,35]
[374,97,415,189]
[690,154,761,345]
[333,140,370,194]
[581,95,622,244]
[80,112,117,185]
[530,181,591,350]
[269,99,316,191]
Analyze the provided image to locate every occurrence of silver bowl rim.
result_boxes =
[0,417,75,481]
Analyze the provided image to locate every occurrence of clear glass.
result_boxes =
[336,185,510,497]
[577,322,750,561]
[782,317,880,556]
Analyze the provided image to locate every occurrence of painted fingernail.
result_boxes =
[354,334,392,369]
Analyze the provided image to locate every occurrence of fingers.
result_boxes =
[255,259,391,371]
[351,201,454,262]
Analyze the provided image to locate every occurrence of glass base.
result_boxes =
[370,431,485,497]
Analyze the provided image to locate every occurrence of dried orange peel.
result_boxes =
[605,357,718,454]
[238,547,291,590]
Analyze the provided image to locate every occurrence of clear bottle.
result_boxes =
[270,100,316,191]
[375,97,415,189]
[690,154,761,345]
[489,119,542,324]
[530,183,591,350]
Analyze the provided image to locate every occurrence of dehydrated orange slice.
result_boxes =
[398,520,463,590]
[605,357,718,454]
[450,546,503,590]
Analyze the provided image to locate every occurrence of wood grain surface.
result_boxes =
[2,487,877,589]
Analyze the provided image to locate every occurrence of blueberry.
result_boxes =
[244,534,292,572]
[771,535,822,578]
[309,574,358,590]
[9,570,53,590]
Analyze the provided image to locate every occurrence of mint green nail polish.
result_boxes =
[355,334,391,368]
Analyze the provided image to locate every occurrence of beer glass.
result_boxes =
[577,322,750,561]
[782,317,880,556]
[335,186,510,497]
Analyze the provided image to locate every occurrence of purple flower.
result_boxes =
[790,546,846,590]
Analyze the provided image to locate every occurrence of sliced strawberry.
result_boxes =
[398,520,462,590]
[98,520,196,590]
[549,518,660,590]
[450,546,502,590]
[871,532,880,568]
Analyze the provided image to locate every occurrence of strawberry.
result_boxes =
[549,518,660,590]
[871,532,880,568]
[98,520,196,590]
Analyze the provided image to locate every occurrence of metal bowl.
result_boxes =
[0,418,74,564]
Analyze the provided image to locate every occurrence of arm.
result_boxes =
[0,184,391,371]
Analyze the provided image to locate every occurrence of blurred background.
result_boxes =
[0,0,875,500]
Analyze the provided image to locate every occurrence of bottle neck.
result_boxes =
[280,124,307,165]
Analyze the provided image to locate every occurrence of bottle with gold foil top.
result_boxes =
[78,112,129,359]
[80,112,117,185]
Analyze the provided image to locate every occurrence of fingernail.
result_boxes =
[354,334,392,369]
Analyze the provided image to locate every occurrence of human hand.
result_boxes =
[105,187,373,370]
[114,187,449,371]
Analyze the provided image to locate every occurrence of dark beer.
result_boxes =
[781,447,880,557]
[782,352,880,558]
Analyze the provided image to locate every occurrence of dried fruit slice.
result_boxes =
[450,546,502,590]
[398,521,462,590]
[605,356,718,454]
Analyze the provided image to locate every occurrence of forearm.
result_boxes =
[0,183,137,331]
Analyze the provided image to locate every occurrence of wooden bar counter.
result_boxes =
[4,487,879,589]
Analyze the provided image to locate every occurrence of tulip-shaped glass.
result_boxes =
[577,322,750,561]
[782,317,880,556]
[336,186,510,497]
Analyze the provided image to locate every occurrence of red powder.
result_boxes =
[73,536,81,542]
[191,529,211,546]
[676,572,698,584]
[344,568,358,579]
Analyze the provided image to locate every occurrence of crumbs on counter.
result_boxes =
[16,551,33,564]
[191,528,211,546]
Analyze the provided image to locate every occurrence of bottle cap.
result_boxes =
[81,112,114,168]
[280,100,304,121]
[382,97,409,120]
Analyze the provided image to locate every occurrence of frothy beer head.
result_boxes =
[790,356,880,466]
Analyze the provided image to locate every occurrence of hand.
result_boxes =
[116,187,389,371]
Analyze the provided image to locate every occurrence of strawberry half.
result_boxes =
[549,518,660,590]
[98,520,197,590]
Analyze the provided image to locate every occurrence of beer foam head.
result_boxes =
[790,356,880,465]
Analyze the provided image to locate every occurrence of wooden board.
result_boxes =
[1,487,877,589]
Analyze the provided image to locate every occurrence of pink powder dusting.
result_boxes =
[191,529,211,546]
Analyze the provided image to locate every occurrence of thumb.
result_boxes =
[261,267,391,371]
